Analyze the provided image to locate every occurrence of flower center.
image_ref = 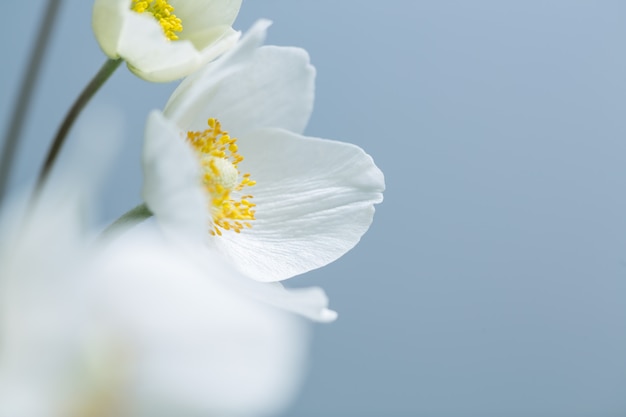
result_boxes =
[187,118,256,236]
[131,0,183,41]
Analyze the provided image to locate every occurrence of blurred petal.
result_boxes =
[91,229,310,416]
[0,108,123,416]
[142,110,208,242]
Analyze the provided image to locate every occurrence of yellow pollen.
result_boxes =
[187,118,256,236]
[131,0,183,41]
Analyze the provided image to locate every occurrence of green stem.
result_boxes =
[34,58,122,193]
[100,203,153,239]
[0,0,62,206]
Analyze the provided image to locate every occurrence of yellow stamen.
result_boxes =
[187,118,256,236]
[131,0,183,41]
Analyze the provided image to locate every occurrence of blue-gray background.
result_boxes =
[2,1,626,416]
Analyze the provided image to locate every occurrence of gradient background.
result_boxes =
[2,1,626,416]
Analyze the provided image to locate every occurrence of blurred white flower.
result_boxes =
[142,20,385,282]
[0,111,311,416]
[92,0,242,82]
[0,124,114,415]
[0,175,96,417]
[87,227,311,417]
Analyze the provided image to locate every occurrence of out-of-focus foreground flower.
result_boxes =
[0,128,311,416]
[87,227,311,417]
[92,0,242,82]
[0,176,93,417]
[143,20,386,282]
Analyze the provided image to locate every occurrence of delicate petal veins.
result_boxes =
[213,128,385,282]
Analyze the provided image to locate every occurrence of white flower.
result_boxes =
[92,0,242,82]
[142,20,386,282]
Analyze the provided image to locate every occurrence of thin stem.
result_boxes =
[34,58,123,194]
[0,0,63,205]
[100,203,153,240]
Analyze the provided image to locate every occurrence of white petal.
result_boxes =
[164,23,315,135]
[170,0,242,45]
[117,11,202,82]
[247,283,338,323]
[187,25,241,62]
[214,128,385,281]
[142,111,208,242]
[164,19,272,119]
[195,252,337,321]
[92,0,127,58]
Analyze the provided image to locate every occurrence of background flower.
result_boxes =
[92,0,242,82]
